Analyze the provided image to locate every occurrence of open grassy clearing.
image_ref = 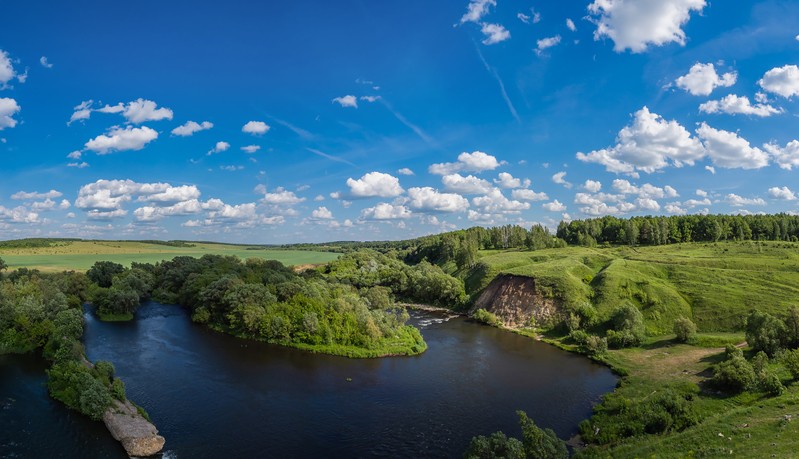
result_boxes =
[473,241,799,333]
[568,335,799,459]
[0,240,339,271]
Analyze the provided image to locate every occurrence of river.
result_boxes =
[1,302,617,458]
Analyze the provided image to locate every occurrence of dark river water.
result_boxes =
[1,302,617,458]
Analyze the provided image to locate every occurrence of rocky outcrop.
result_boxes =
[103,400,165,457]
[472,274,562,328]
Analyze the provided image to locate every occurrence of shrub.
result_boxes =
[673,317,697,343]
[607,304,645,348]
[781,348,799,380]
[518,410,568,459]
[712,353,756,393]
[568,330,589,346]
[582,335,608,357]
[464,432,525,459]
[472,309,502,327]
[111,378,126,401]
[758,370,785,396]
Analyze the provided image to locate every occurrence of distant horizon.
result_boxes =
[2,1,799,244]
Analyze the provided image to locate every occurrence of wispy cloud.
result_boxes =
[379,99,435,146]
[306,148,356,167]
[474,43,520,123]
[270,116,315,140]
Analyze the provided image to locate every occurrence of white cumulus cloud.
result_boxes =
[696,123,769,170]
[360,203,412,220]
[576,106,704,174]
[764,140,799,170]
[242,121,270,135]
[0,98,21,130]
[674,63,736,96]
[481,23,511,45]
[407,187,470,213]
[726,194,766,207]
[97,99,173,124]
[172,120,213,136]
[768,186,796,201]
[207,141,230,155]
[536,35,562,55]
[332,95,358,108]
[588,0,706,53]
[511,189,548,201]
[494,172,530,189]
[443,173,493,195]
[346,172,404,198]
[543,200,567,212]
[699,94,781,117]
[84,125,158,154]
[429,151,502,175]
[759,65,799,99]
[311,206,334,219]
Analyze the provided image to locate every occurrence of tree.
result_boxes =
[673,317,697,343]
[0,257,7,272]
[518,411,568,459]
[464,432,525,459]
[745,310,786,357]
[86,261,125,288]
[783,306,799,348]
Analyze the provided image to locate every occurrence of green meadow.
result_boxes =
[467,241,799,458]
[0,240,338,271]
[471,241,799,334]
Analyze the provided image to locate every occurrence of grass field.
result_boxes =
[0,240,339,272]
[471,241,799,333]
[562,334,799,458]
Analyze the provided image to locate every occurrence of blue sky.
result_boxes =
[1,0,798,243]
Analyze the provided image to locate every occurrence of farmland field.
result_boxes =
[0,240,339,271]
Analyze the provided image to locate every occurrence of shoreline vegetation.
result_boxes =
[4,213,799,457]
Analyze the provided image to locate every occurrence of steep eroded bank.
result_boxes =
[472,274,563,328]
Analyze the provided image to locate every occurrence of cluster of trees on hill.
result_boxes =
[405,225,565,272]
[0,264,127,420]
[557,214,799,246]
[82,254,436,357]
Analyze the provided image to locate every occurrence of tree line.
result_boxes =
[557,214,799,246]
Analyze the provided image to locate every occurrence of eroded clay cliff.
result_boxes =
[472,274,562,328]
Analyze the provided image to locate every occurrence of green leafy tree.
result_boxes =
[673,317,697,343]
[745,310,786,357]
[518,411,568,459]
[86,261,125,288]
[464,432,525,459]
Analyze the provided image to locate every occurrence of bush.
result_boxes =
[712,353,756,393]
[464,431,525,459]
[607,304,645,348]
[518,411,568,459]
[746,310,786,357]
[472,309,502,327]
[582,335,608,357]
[673,317,697,343]
[568,330,589,346]
[758,370,785,396]
[111,378,126,401]
[781,348,799,380]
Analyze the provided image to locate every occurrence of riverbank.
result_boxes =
[398,302,466,316]
[487,317,799,458]
[204,321,428,358]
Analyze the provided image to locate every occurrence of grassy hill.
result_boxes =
[469,241,799,333]
[0,240,339,272]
